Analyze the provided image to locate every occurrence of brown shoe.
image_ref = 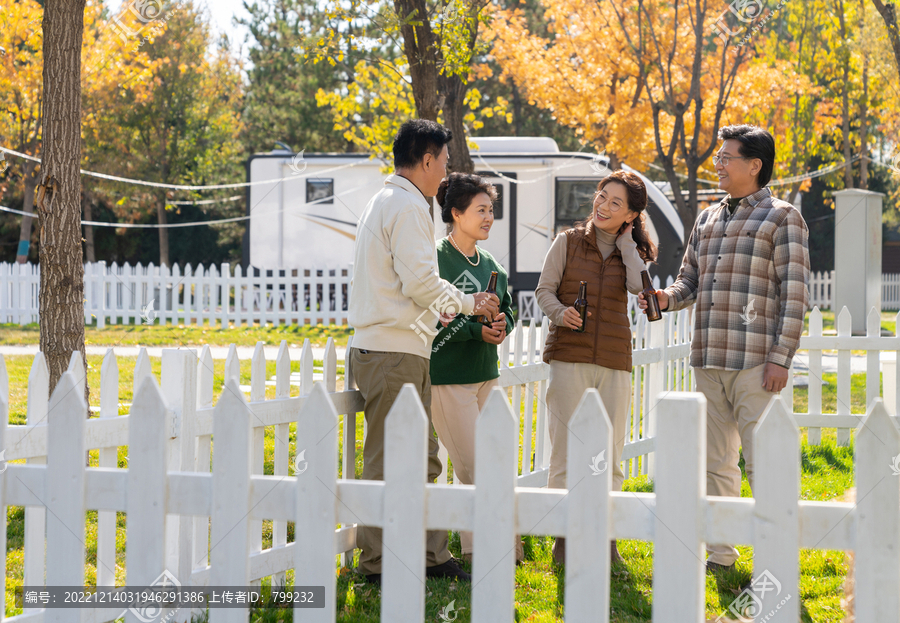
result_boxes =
[611,539,623,565]
[552,536,565,565]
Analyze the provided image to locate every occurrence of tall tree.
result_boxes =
[37,0,87,398]
[871,0,900,76]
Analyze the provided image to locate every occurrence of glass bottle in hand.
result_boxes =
[640,270,662,322]
[477,271,499,326]
[573,281,588,332]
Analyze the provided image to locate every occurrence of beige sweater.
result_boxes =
[535,227,646,327]
[348,174,476,358]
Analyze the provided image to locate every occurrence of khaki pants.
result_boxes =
[546,361,632,492]
[695,363,777,566]
[433,379,524,560]
[350,348,451,575]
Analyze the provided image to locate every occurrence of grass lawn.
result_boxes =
[2,350,859,622]
[0,322,354,349]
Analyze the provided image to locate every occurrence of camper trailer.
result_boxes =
[245,137,685,313]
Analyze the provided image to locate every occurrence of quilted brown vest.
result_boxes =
[542,222,632,371]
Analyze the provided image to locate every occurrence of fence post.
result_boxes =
[751,396,800,621]
[96,350,119,588]
[23,354,49,612]
[645,317,666,479]
[272,340,291,586]
[209,379,252,623]
[248,342,266,587]
[836,307,852,446]
[194,344,214,571]
[0,358,7,614]
[807,308,824,445]
[854,399,900,622]
[45,372,86,623]
[564,389,612,623]
[652,393,706,623]
[125,376,169,623]
[294,383,339,622]
[381,386,428,621]
[161,349,198,608]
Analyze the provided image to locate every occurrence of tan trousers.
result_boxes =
[695,363,776,566]
[546,360,632,492]
[350,348,451,575]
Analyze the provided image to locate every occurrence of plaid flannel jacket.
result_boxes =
[664,187,810,371]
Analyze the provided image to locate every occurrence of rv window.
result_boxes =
[555,179,597,231]
[307,179,334,204]
[491,184,503,220]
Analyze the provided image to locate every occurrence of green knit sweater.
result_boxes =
[430,238,515,386]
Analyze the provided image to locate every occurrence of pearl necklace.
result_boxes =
[448,233,481,267]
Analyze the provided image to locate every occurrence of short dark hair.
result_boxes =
[393,119,453,169]
[717,124,776,187]
[436,172,498,230]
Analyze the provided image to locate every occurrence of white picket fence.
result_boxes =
[809,269,900,310]
[0,262,351,327]
[2,306,899,622]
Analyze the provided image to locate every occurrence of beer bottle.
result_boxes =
[641,270,662,322]
[477,271,499,326]
[573,281,588,332]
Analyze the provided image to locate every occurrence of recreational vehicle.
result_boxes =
[245,137,685,313]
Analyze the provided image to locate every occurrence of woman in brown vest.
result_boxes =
[535,170,657,566]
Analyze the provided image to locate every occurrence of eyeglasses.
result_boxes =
[595,191,625,212]
[712,155,752,166]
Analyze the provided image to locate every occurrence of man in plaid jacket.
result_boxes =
[639,124,810,572]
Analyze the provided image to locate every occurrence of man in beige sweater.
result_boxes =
[349,119,499,585]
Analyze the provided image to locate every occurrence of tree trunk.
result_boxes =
[439,72,474,173]
[16,161,39,263]
[837,0,853,188]
[859,0,869,190]
[157,193,170,266]
[37,0,88,403]
[83,188,95,262]
[394,0,441,121]
[872,0,900,77]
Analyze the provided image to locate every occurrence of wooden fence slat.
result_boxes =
[300,339,314,394]
[751,396,800,621]
[854,399,900,623]
[97,349,119,588]
[210,379,252,623]
[381,386,428,621]
[807,307,824,445]
[866,307,881,411]
[836,307,852,446]
[194,344,214,570]
[294,383,339,622]
[24,353,49,606]
[324,337,337,393]
[45,372,86,623]
[249,342,266,586]
[125,376,169,623]
[0,375,7,618]
[564,389,612,623]
[224,344,240,386]
[472,388,518,622]
[652,393,705,623]
[134,348,152,395]
[272,340,291,586]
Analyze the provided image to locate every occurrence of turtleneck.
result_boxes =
[595,226,619,260]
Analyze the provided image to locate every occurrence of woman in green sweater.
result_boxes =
[430,172,518,563]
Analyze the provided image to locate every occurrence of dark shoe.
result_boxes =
[706,560,735,574]
[552,537,565,566]
[611,539,624,565]
[426,557,471,581]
